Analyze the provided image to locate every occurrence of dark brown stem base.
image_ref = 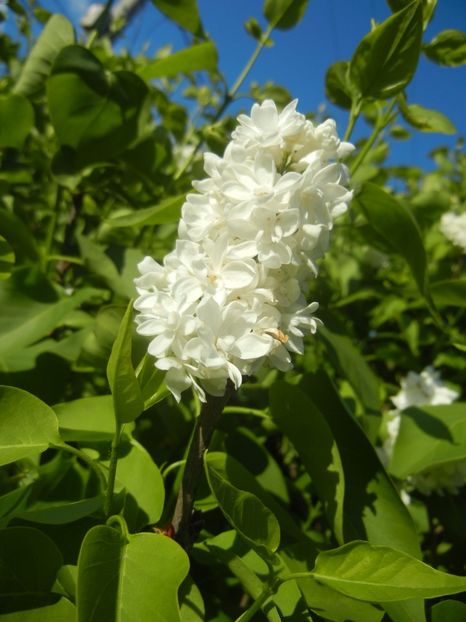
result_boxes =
[172,389,232,549]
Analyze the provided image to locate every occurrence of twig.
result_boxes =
[172,386,233,549]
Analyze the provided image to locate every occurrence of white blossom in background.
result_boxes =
[134,100,353,401]
[440,211,466,253]
[382,367,464,497]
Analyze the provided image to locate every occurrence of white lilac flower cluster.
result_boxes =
[440,211,466,253]
[134,100,353,401]
[383,367,465,496]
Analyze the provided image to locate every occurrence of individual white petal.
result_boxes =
[233,333,272,359]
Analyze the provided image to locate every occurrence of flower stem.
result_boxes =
[172,388,233,549]
[350,99,397,175]
[343,98,362,142]
[104,422,122,518]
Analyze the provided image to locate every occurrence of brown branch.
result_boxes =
[172,386,233,549]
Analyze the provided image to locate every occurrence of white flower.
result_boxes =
[382,367,463,496]
[134,99,353,401]
[391,367,459,411]
[440,211,466,253]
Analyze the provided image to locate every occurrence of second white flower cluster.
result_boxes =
[134,100,353,401]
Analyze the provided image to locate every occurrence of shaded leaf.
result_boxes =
[0,234,15,280]
[431,279,466,308]
[0,597,75,620]
[0,94,34,149]
[325,60,353,109]
[205,452,281,556]
[431,600,466,622]
[47,46,149,166]
[0,527,63,611]
[354,183,428,297]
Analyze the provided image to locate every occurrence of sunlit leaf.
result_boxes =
[424,29,466,67]
[350,1,423,99]
[312,541,466,602]
[0,385,60,467]
[389,403,466,478]
[139,42,217,80]
[77,524,189,622]
[263,0,309,30]
[13,14,74,96]
[106,301,144,425]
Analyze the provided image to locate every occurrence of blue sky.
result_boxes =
[6,0,466,170]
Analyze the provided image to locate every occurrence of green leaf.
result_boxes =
[0,269,99,371]
[319,321,382,439]
[204,531,282,622]
[399,98,457,134]
[109,439,165,530]
[54,395,122,441]
[151,0,203,35]
[179,577,205,622]
[431,600,466,622]
[107,301,144,425]
[0,527,63,611]
[431,279,466,307]
[0,386,60,467]
[0,598,75,621]
[325,61,353,109]
[106,195,185,228]
[389,403,466,478]
[263,0,309,30]
[354,183,428,297]
[269,381,345,543]
[0,234,14,280]
[15,495,103,525]
[387,0,437,30]
[312,541,466,602]
[204,452,281,556]
[0,94,34,149]
[139,42,217,81]
[297,372,421,558]
[424,29,466,67]
[13,14,75,96]
[77,235,131,298]
[350,1,423,99]
[280,542,384,622]
[77,524,189,622]
[0,209,40,264]
[47,46,149,166]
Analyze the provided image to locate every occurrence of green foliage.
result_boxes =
[0,94,34,148]
[0,1,465,619]
[350,1,423,100]
[0,386,60,466]
[13,14,75,96]
[77,522,189,621]
[423,29,466,67]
